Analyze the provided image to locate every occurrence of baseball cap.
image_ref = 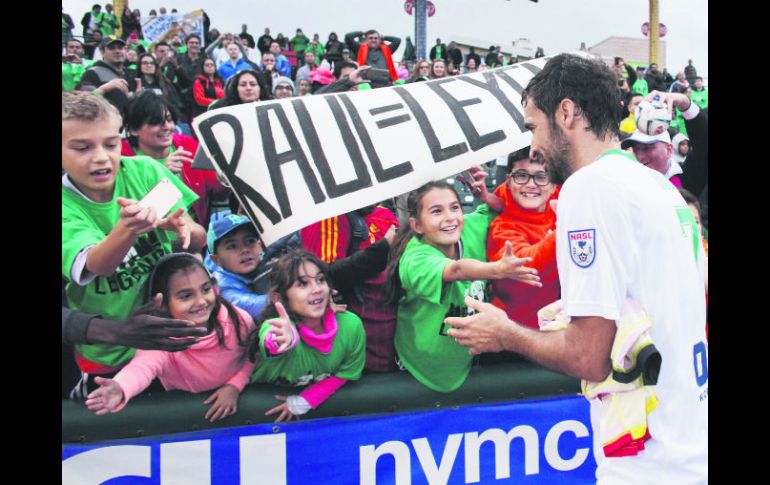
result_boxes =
[100,37,126,48]
[620,130,671,149]
[207,214,255,255]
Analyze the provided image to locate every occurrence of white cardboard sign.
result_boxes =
[192,58,547,245]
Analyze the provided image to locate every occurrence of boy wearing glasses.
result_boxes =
[483,147,561,329]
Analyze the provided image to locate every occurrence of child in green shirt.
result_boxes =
[384,181,542,392]
[247,249,366,422]
[62,91,207,394]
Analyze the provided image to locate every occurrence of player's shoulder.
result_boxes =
[565,152,639,194]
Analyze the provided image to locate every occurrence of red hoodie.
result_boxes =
[487,183,561,329]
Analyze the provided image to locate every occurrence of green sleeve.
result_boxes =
[256,318,296,362]
[62,201,108,280]
[257,319,274,361]
[334,313,366,381]
[460,203,494,262]
[399,238,451,305]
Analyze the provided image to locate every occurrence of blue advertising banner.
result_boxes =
[62,395,596,484]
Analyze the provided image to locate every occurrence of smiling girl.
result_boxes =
[85,253,258,422]
[247,249,366,423]
[384,181,541,392]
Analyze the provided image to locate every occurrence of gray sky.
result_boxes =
[63,0,707,77]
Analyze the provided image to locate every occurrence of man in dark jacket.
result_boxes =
[239,24,256,49]
[257,27,273,55]
[429,38,448,62]
[76,37,131,111]
[80,4,102,40]
[485,45,500,67]
[644,63,668,92]
[345,29,401,81]
[174,34,205,119]
[447,41,463,67]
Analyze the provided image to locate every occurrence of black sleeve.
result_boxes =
[327,238,391,294]
[384,36,401,53]
[62,307,96,345]
[315,77,357,94]
[625,64,637,85]
[345,31,362,55]
[681,110,708,198]
[175,57,195,90]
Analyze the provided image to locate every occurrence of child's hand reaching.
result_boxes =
[117,197,159,236]
[467,166,488,197]
[266,395,310,423]
[158,207,191,249]
[496,241,542,287]
[85,377,125,415]
[203,384,240,422]
[266,301,297,353]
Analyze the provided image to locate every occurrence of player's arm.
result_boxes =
[446,296,615,382]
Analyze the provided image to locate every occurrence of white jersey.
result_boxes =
[556,150,708,484]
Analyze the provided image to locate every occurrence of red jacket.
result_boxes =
[192,74,224,110]
[487,183,561,329]
[357,43,399,81]
[121,134,228,227]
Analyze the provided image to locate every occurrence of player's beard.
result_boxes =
[543,122,573,185]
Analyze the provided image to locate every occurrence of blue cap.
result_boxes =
[207,214,254,255]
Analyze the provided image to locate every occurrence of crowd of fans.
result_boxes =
[63,4,708,423]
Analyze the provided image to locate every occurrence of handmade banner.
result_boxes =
[192,58,548,246]
[140,10,205,46]
[63,395,596,484]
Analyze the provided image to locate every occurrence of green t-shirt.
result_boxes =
[394,205,495,393]
[134,145,184,182]
[62,60,94,91]
[62,63,85,91]
[100,12,119,37]
[691,88,708,109]
[291,35,310,55]
[632,78,648,96]
[250,311,366,385]
[62,156,198,367]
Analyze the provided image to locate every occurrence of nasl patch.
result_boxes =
[568,229,596,268]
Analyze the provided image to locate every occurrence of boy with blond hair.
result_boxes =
[62,91,206,395]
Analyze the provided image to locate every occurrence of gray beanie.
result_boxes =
[272,76,296,96]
